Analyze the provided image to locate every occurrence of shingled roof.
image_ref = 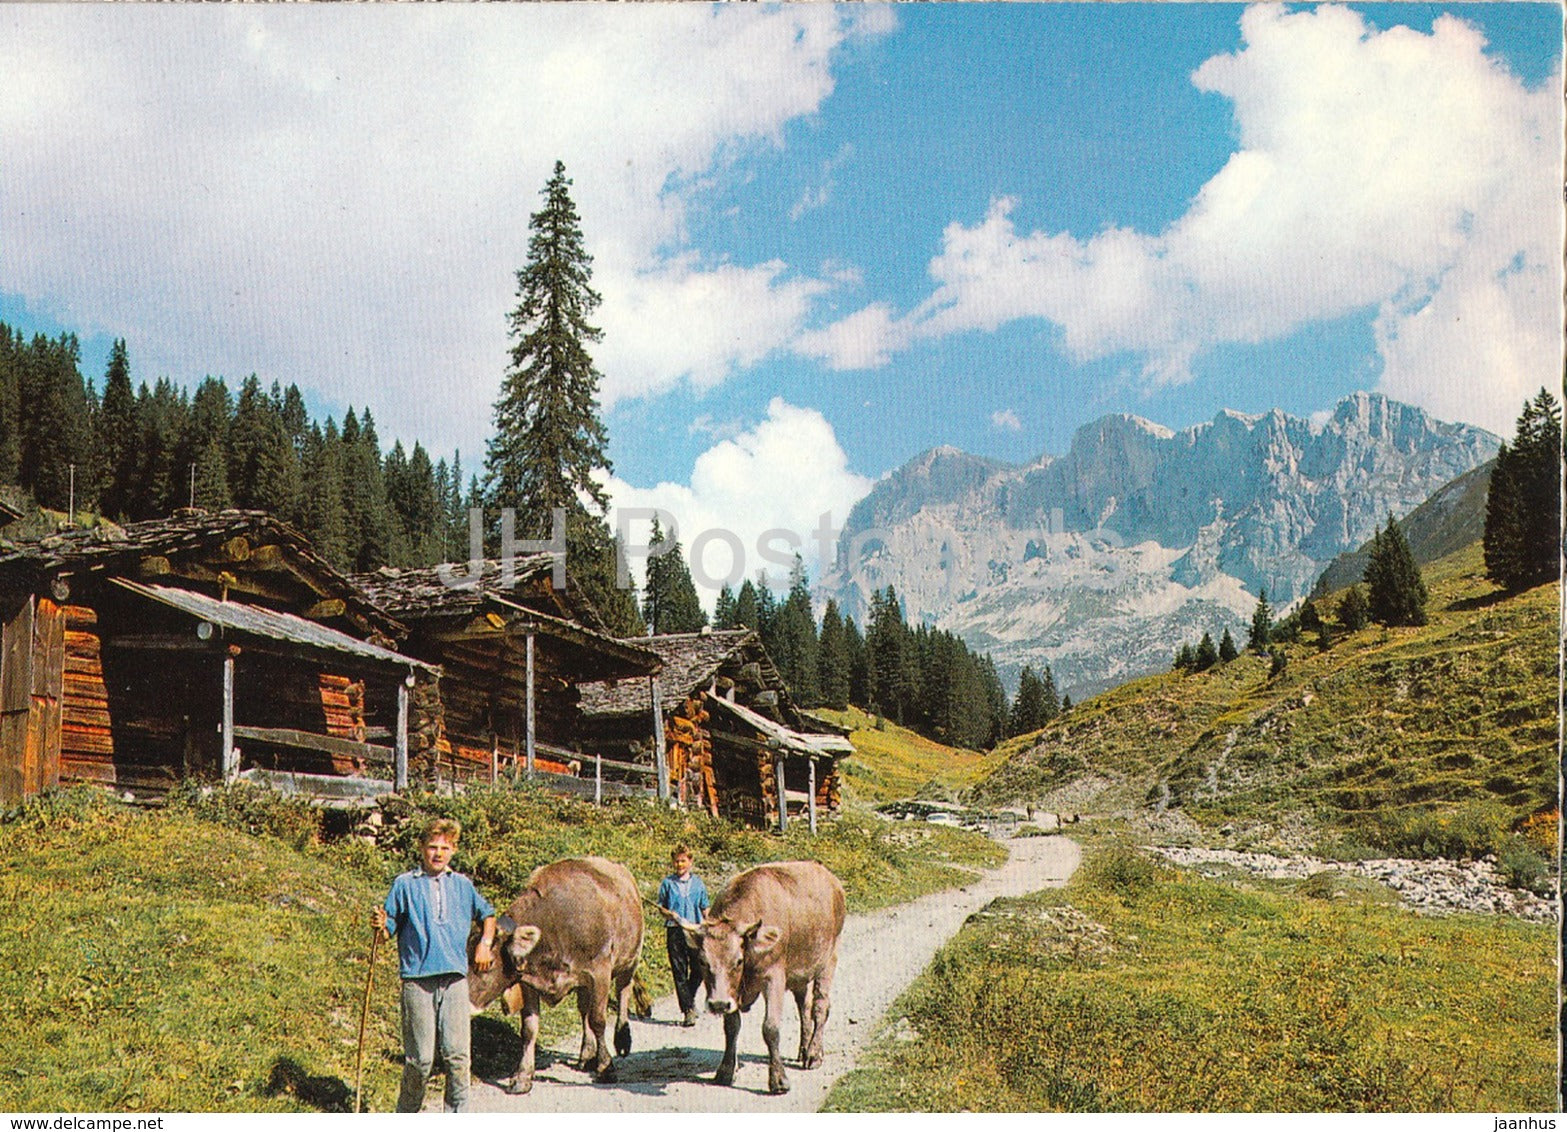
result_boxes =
[0,510,400,636]
[113,578,436,675]
[352,563,658,681]
[352,557,608,633]
[579,629,781,718]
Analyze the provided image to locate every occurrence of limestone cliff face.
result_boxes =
[825,393,1497,695]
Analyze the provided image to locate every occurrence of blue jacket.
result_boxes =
[383,868,495,979]
[659,873,710,924]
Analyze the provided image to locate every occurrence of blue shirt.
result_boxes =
[658,873,709,924]
[383,867,495,979]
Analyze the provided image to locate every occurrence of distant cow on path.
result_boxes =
[679,860,846,1095]
[467,856,643,1094]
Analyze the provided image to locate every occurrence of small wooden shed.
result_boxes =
[0,510,435,804]
[351,560,663,797]
[579,629,852,831]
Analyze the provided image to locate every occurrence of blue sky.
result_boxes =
[2,4,1560,577]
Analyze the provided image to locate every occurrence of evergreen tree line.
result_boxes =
[706,571,1024,750]
[0,323,481,574]
[1483,388,1561,594]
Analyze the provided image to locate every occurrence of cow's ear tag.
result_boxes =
[751,925,783,952]
[501,983,525,1016]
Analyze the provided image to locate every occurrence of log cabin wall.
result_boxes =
[0,593,34,804]
[0,594,66,805]
[72,587,221,793]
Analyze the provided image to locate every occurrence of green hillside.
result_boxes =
[0,782,1001,1112]
[974,542,1556,855]
[814,705,1010,804]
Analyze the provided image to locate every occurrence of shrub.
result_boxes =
[1367,802,1511,860]
[1495,835,1554,896]
[0,784,124,830]
[1083,845,1163,899]
[1297,870,1341,900]
[165,781,324,851]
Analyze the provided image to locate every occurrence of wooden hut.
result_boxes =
[0,510,435,804]
[579,629,852,831]
[351,560,662,798]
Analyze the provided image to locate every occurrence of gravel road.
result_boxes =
[452,833,1081,1113]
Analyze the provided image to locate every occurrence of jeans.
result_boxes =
[666,925,703,1013]
[397,972,472,1113]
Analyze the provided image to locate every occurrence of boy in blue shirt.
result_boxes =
[657,843,710,1027]
[372,817,496,1112]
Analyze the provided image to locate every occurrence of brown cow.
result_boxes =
[467,856,643,1094]
[681,860,846,1095]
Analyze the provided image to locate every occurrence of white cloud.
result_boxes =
[991,408,1023,433]
[604,397,872,603]
[794,302,905,371]
[0,5,892,453]
[821,6,1562,437]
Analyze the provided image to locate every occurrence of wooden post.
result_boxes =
[490,732,499,785]
[808,757,817,835]
[524,632,535,776]
[651,676,669,803]
[774,753,787,834]
[595,752,603,806]
[394,677,409,792]
[221,653,236,783]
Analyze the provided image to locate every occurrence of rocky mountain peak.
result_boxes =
[825,393,1499,696]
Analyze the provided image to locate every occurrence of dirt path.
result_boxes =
[456,834,1080,1113]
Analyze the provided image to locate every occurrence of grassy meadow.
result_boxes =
[0,781,1001,1113]
[826,837,1557,1112]
[814,705,1011,804]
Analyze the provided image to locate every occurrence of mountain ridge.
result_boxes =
[824,392,1499,696]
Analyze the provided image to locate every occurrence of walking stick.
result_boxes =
[355,928,381,1114]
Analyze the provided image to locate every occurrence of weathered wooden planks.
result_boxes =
[58,603,111,770]
[27,599,66,796]
[0,596,33,805]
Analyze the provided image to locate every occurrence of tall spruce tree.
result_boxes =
[1484,388,1562,592]
[0,325,20,486]
[1010,666,1047,736]
[22,333,94,511]
[1364,514,1428,627]
[302,420,349,569]
[485,161,638,631]
[1040,664,1061,720]
[730,579,761,630]
[130,379,186,519]
[97,339,139,518]
[1247,589,1273,652]
[714,584,737,629]
[817,599,851,710]
[770,557,819,706]
[179,377,232,513]
[1218,627,1239,663]
[642,517,707,634]
[1338,584,1369,632]
[1194,632,1218,670]
[843,615,870,707]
